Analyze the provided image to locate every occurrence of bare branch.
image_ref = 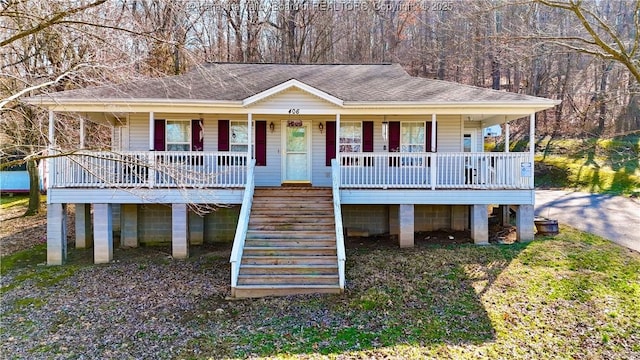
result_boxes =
[0,0,107,47]
[0,63,87,109]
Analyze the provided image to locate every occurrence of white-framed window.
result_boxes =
[463,134,473,153]
[401,122,425,153]
[230,121,249,152]
[339,122,363,166]
[339,122,362,153]
[166,120,190,151]
[463,129,477,153]
[401,122,425,166]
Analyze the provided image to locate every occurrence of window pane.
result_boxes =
[463,134,472,152]
[167,121,189,143]
[167,144,189,151]
[401,123,425,151]
[231,145,248,152]
[286,127,306,152]
[230,123,248,144]
[339,122,362,153]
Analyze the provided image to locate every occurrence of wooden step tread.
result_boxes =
[242,255,338,259]
[238,274,338,279]
[234,284,340,289]
[245,240,336,244]
[241,264,337,269]
[244,246,336,250]
[241,256,338,265]
[247,230,335,235]
[232,285,341,298]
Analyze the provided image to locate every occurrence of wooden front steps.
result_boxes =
[233,187,341,298]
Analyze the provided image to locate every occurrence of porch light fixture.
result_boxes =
[269,122,275,133]
[381,121,388,141]
[318,122,324,133]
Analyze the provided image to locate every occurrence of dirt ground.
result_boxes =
[345,224,517,249]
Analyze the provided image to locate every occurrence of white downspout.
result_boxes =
[148,112,154,150]
[529,113,535,188]
[247,113,252,167]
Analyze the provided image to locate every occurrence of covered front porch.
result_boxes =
[47,150,533,191]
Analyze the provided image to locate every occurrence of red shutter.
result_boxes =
[426,121,437,152]
[363,121,374,166]
[255,121,267,166]
[326,121,336,166]
[363,121,374,152]
[218,120,229,151]
[388,121,400,152]
[153,119,165,151]
[192,119,203,151]
[388,121,400,167]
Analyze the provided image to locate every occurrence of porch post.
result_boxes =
[75,204,93,249]
[335,113,340,162]
[470,204,489,245]
[79,117,85,149]
[529,113,535,187]
[47,203,67,265]
[148,112,155,188]
[172,203,189,259]
[94,203,113,264]
[505,123,510,153]
[515,204,535,242]
[148,111,155,150]
[247,113,252,166]
[398,204,414,248]
[431,114,436,152]
[48,110,55,194]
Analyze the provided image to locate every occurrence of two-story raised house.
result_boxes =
[26,63,559,297]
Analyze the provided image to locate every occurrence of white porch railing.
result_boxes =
[51,151,248,188]
[230,159,256,291]
[331,159,346,292]
[338,152,532,189]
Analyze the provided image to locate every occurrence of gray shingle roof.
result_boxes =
[36,63,552,103]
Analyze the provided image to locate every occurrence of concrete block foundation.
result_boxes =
[471,204,489,245]
[172,204,189,259]
[399,204,415,248]
[47,203,67,265]
[94,203,113,264]
[75,203,92,249]
[121,204,138,248]
[516,204,535,242]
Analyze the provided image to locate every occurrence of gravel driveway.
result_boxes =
[535,190,640,253]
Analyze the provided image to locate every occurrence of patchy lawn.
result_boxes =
[533,133,640,197]
[1,217,638,359]
[0,195,59,257]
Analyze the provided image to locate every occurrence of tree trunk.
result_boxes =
[597,61,612,134]
[24,159,41,216]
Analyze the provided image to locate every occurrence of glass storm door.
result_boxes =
[282,121,311,182]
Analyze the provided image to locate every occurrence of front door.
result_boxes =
[282,120,311,183]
